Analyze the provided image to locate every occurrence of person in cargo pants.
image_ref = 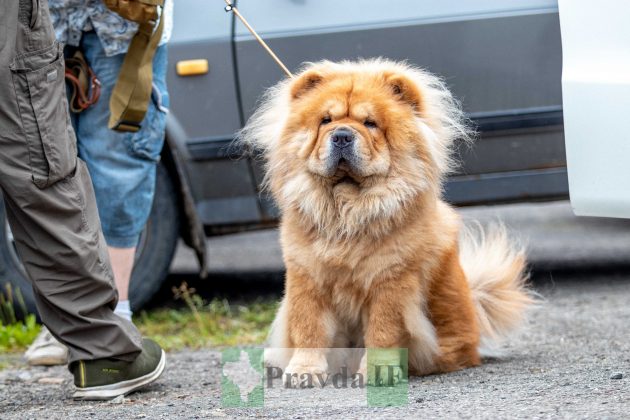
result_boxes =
[24,0,173,365]
[0,0,165,400]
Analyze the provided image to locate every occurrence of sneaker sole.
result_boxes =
[26,355,69,366]
[72,350,166,401]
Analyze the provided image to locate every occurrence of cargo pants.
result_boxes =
[0,0,142,363]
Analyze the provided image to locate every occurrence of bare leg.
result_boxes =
[108,247,136,301]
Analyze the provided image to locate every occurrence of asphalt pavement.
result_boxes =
[1,199,629,418]
[1,273,628,419]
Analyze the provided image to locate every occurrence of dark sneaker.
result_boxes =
[70,338,166,400]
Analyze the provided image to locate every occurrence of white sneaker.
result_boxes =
[24,326,69,366]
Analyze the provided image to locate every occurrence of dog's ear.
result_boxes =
[385,73,423,111]
[290,69,324,99]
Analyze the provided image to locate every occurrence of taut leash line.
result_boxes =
[223,0,294,79]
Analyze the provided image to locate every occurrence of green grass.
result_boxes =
[136,281,278,351]
[0,314,41,353]
[137,298,278,351]
[1,283,41,354]
[0,280,279,355]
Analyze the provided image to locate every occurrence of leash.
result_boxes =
[223,0,294,79]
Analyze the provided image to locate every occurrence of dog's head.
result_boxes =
[240,59,471,237]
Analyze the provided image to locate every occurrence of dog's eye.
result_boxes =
[321,116,332,125]
[364,119,378,129]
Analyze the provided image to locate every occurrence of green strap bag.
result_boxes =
[104,0,165,132]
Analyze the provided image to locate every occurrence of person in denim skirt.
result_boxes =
[25,0,174,366]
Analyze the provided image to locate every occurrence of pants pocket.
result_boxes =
[10,41,77,188]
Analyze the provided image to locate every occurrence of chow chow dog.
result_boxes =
[240,59,531,383]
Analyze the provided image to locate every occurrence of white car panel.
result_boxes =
[559,0,630,218]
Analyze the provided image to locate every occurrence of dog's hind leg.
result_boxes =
[426,246,481,374]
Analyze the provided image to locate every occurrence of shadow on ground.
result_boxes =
[146,265,630,311]
[143,271,285,310]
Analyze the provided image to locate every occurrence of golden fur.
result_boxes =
[240,59,531,379]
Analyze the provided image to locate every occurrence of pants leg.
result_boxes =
[0,0,142,363]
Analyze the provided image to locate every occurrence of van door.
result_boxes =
[235,0,566,207]
[169,0,263,229]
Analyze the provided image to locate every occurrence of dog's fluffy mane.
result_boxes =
[238,58,474,239]
[239,58,472,183]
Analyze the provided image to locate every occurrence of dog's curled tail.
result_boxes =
[459,224,533,349]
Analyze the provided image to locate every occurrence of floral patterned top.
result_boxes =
[48,0,173,57]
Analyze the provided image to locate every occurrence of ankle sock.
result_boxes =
[114,300,133,321]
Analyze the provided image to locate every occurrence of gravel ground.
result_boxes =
[1,275,629,419]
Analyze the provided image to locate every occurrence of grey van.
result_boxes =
[0,0,565,313]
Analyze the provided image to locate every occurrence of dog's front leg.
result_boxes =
[359,276,419,385]
[282,267,335,387]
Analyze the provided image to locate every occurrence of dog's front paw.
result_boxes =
[359,350,406,387]
[284,354,329,388]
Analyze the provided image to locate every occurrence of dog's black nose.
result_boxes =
[331,128,354,149]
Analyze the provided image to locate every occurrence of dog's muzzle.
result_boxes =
[331,127,354,149]
[325,127,361,176]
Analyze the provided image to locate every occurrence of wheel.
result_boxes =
[0,200,36,321]
[0,162,180,319]
[128,163,181,311]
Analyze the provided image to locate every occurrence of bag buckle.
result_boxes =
[112,120,142,132]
